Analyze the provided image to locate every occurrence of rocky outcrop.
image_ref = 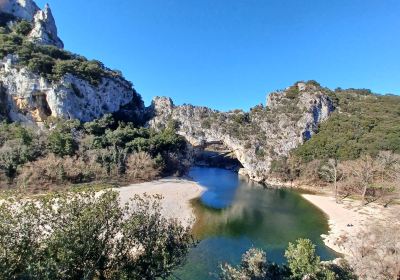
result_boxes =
[28,4,63,48]
[0,0,145,124]
[0,0,39,21]
[0,0,63,48]
[148,82,335,183]
[0,56,144,123]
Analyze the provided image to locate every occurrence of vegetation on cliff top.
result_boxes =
[0,19,130,87]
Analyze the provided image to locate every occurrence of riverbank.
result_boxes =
[117,177,206,227]
[302,193,400,257]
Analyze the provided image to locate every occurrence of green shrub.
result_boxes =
[201,118,211,129]
[255,148,265,158]
[83,114,115,135]
[0,191,194,279]
[53,59,106,86]
[286,85,300,99]
[232,113,249,125]
[294,92,400,162]
[26,54,55,75]
[0,123,43,179]
[306,80,321,87]
[220,239,356,280]
[47,130,76,157]
[12,20,32,36]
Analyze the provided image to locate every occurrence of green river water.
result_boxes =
[172,167,337,279]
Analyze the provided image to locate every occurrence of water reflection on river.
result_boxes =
[173,167,336,280]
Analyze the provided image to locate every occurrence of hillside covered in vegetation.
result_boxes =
[269,87,400,206]
[294,88,400,161]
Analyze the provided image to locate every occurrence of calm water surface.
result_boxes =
[172,167,336,279]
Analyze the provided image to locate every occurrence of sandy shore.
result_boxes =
[117,177,398,259]
[302,193,400,256]
[116,177,206,227]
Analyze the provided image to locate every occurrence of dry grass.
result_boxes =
[126,152,160,182]
[346,223,400,280]
[17,154,107,192]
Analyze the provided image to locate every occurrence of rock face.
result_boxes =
[0,0,63,48]
[0,0,145,124]
[148,82,335,183]
[0,56,144,123]
[0,0,39,21]
[28,4,63,48]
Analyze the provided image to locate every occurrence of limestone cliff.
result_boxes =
[148,82,335,183]
[0,55,144,123]
[0,0,39,21]
[0,0,63,48]
[0,0,145,124]
[28,3,63,48]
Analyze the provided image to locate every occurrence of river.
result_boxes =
[172,167,336,279]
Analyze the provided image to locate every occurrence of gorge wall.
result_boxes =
[148,82,335,183]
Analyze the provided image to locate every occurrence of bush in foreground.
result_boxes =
[0,190,194,280]
[220,239,356,280]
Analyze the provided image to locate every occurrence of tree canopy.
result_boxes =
[0,190,195,280]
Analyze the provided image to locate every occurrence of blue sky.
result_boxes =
[36,0,400,111]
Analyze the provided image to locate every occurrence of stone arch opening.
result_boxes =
[193,140,243,171]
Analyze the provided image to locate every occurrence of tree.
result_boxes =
[48,129,76,157]
[319,159,340,203]
[0,190,194,280]
[342,224,400,280]
[84,114,115,136]
[220,239,356,280]
[126,151,160,182]
[285,238,322,279]
[12,20,32,36]
[0,139,40,179]
[374,151,400,206]
[220,248,287,280]
[17,154,106,190]
[340,155,375,205]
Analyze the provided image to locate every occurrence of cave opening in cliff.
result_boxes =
[32,93,52,119]
[193,141,243,171]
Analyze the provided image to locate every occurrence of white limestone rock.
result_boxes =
[28,4,63,48]
[148,82,335,183]
[0,0,39,21]
[0,58,144,124]
[0,0,64,48]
